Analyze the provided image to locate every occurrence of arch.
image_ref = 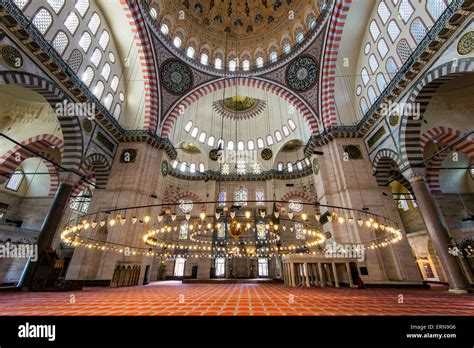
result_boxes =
[172,191,204,209]
[0,134,63,196]
[399,58,474,169]
[0,71,83,171]
[371,149,411,191]
[276,190,316,211]
[421,127,474,193]
[71,153,111,197]
[161,77,320,137]
[320,0,352,129]
[120,0,160,133]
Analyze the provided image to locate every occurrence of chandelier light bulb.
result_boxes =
[158,215,164,223]
[357,219,363,226]
[215,212,221,219]
[120,217,126,225]
[274,211,280,218]
[366,220,372,227]
[338,216,344,224]
[200,212,206,220]
[348,217,354,225]
[301,213,307,221]
[109,219,116,227]
[171,214,177,222]
[373,222,379,229]
[315,213,321,221]
[327,214,333,222]
[230,211,236,219]
[245,211,251,219]
[91,221,98,229]
[100,219,106,227]
[260,210,266,218]
[132,216,138,224]
[288,211,294,220]
[144,215,151,224]
[185,213,191,221]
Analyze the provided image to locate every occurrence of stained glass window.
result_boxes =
[295,222,305,240]
[234,186,248,206]
[179,221,189,239]
[218,190,226,206]
[217,223,225,238]
[256,188,264,205]
[257,222,266,240]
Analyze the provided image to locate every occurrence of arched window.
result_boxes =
[360,97,369,114]
[427,0,448,20]
[184,121,193,132]
[190,127,199,138]
[397,39,412,63]
[171,160,178,169]
[257,138,265,149]
[79,31,92,52]
[308,18,316,29]
[88,12,101,35]
[5,170,24,191]
[150,7,157,19]
[377,1,390,24]
[256,188,264,205]
[266,135,274,146]
[32,8,53,34]
[200,53,208,65]
[236,161,246,175]
[81,66,94,86]
[198,132,206,143]
[52,31,69,55]
[361,68,370,86]
[410,18,427,44]
[160,23,169,35]
[199,163,205,172]
[110,75,119,92]
[180,162,187,172]
[275,130,283,142]
[173,36,181,48]
[75,0,89,17]
[93,81,104,99]
[189,163,196,173]
[387,20,401,42]
[179,221,189,239]
[214,57,222,69]
[283,43,291,54]
[98,30,110,50]
[386,57,398,78]
[269,51,277,63]
[237,141,244,151]
[282,125,290,136]
[207,136,215,147]
[296,161,303,171]
[219,190,226,206]
[376,73,387,93]
[65,11,79,34]
[247,140,255,151]
[187,46,195,58]
[241,59,249,71]
[252,163,262,174]
[229,59,236,71]
[368,86,377,104]
[90,48,102,67]
[113,104,121,118]
[104,93,113,109]
[369,20,380,41]
[288,119,297,130]
[369,54,379,73]
[287,162,293,172]
[277,162,284,172]
[101,63,111,81]
[296,32,304,43]
[256,56,264,68]
[377,38,389,59]
[227,140,234,151]
[234,186,248,206]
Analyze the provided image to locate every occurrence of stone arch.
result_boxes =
[372,149,412,192]
[160,77,320,137]
[421,127,474,193]
[399,58,474,169]
[0,71,83,172]
[72,153,112,197]
[0,134,63,196]
[277,190,316,211]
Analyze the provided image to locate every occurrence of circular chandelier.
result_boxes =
[61,200,403,260]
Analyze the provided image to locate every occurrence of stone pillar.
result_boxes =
[346,262,354,287]
[20,173,75,288]
[289,262,295,287]
[318,262,325,287]
[304,263,310,287]
[332,262,339,288]
[408,171,467,292]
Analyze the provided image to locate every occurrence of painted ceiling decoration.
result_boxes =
[160,59,194,95]
[180,142,201,154]
[212,96,267,121]
[286,55,318,92]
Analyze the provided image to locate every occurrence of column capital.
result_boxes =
[405,167,427,184]
[59,172,78,186]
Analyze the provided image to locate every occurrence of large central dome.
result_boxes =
[148,0,323,71]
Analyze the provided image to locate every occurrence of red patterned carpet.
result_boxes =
[0,282,472,316]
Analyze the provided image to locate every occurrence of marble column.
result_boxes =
[332,262,339,288]
[346,262,354,288]
[408,171,467,292]
[318,262,325,287]
[304,263,310,287]
[20,173,76,288]
[289,262,295,287]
